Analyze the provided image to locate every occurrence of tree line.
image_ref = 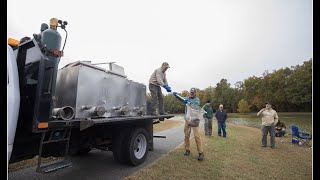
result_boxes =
[147,59,312,113]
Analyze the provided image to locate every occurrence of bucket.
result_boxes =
[291,138,299,144]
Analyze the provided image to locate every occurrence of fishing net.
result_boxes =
[184,103,207,127]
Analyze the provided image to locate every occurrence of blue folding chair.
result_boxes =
[291,125,312,147]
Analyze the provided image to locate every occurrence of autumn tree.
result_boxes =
[237,99,250,113]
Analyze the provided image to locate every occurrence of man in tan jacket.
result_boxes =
[257,102,279,149]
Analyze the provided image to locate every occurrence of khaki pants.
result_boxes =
[184,122,203,153]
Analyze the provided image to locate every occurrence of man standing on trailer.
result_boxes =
[148,62,171,116]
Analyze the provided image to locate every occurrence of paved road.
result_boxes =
[9,117,204,180]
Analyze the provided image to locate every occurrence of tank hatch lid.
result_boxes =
[105,63,126,78]
[61,61,106,72]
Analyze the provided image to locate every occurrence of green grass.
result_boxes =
[153,120,184,132]
[125,123,312,180]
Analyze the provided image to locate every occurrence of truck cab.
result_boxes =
[7,44,20,164]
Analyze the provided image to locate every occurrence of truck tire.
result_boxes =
[112,129,129,163]
[126,128,149,166]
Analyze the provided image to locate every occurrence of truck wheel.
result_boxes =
[126,128,149,166]
[112,129,129,163]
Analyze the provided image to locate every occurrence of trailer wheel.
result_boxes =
[126,128,149,166]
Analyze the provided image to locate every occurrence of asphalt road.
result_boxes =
[8,117,201,180]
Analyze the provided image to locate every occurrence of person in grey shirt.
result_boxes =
[148,62,171,115]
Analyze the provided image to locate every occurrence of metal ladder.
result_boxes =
[36,128,72,173]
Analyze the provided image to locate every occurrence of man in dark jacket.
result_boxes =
[215,104,227,137]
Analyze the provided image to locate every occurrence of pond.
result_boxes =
[227,112,312,132]
[171,112,312,132]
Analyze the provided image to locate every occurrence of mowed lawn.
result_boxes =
[153,119,184,132]
[126,123,312,180]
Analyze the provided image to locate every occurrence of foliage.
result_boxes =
[150,59,312,113]
[237,99,250,113]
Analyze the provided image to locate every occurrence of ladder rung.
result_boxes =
[42,138,69,144]
[37,160,71,173]
[37,128,72,173]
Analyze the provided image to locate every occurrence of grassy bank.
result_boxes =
[228,112,312,132]
[126,123,312,180]
[173,112,312,132]
[153,120,184,132]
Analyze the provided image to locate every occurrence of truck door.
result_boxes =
[7,45,20,163]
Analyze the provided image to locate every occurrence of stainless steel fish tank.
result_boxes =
[54,61,146,119]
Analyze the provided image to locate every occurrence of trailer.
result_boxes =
[7,18,173,173]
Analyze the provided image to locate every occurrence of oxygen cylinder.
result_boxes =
[41,18,62,60]
[40,18,62,114]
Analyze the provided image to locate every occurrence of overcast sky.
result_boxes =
[7,0,312,93]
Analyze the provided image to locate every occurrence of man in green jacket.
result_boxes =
[202,100,215,136]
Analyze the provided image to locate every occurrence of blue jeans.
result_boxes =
[218,122,226,137]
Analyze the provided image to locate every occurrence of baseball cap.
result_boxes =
[162,62,170,68]
[190,88,196,93]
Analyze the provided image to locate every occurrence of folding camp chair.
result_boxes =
[291,125,312,147]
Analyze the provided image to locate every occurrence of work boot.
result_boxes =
[150,111,158,116]
[198,153,204,161]
[159,112,169,115]
[153,119,160,124]
[184,150,190,156]
[159,112,168,121]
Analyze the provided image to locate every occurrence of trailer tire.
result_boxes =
[126,128,149,166]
